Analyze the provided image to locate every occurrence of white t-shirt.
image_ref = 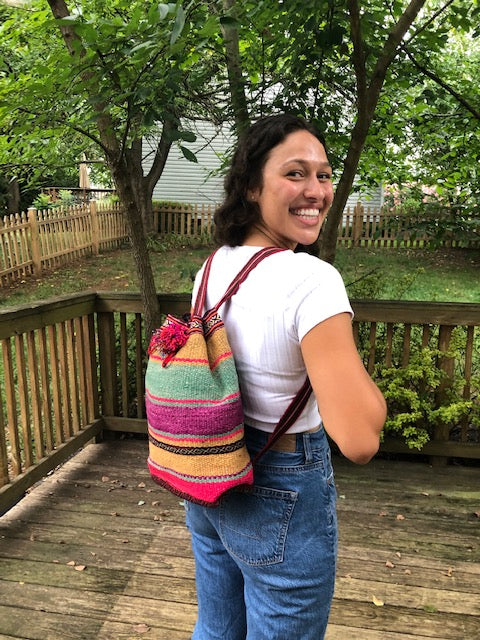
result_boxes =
[192,245,353,433]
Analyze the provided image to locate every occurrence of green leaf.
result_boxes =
[200,15,219,38]
[158,4,171,20]
[170,5,186,45]
[180,145,197,163]
[180,130,196,143]
[129,41,155,54]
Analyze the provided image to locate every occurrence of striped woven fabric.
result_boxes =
[145,247,294,506]
[145,310,254,506]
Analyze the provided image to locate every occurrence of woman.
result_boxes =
[185,114,387,639]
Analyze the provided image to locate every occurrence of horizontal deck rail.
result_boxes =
[1,292,479,514]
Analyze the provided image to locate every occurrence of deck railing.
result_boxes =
[1,292,479,514]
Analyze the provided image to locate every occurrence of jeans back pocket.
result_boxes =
[219,486,297,566]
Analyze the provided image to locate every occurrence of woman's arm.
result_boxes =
[301,312,386,464]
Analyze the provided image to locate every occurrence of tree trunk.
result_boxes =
[319,119,371,263]
[222,0,251,139]
[109,158,162,339]
[47,0,163,340]
[318,0,427,264]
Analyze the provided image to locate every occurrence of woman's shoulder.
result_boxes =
[277,250,343,282]
[212,245,344,288]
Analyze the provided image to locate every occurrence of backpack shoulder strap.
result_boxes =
[192,250,217,316]
[252,377,313,463]
[193,247,285,316]
[193,246,312,446]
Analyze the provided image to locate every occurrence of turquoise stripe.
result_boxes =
[146,358,239,401]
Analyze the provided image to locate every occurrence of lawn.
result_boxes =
[1,240,479,308]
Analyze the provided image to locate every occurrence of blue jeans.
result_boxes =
[185,425,338,640]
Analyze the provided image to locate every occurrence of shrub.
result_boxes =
[376,344,473,449]
[32,193,56,210]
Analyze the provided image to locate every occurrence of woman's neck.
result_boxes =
[243,225,295,250]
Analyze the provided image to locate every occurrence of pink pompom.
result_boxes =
[148,320,189,357]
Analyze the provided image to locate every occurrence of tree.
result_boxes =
[0,0,230,336]
[220,0,479,262]
[365,24,480,213]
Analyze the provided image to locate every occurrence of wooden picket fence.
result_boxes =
[2,200,478,290]
[156,201,480,249]
[0,201,128,287]
[155,202,215,239]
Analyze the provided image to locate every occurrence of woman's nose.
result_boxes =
[304,176,327,200]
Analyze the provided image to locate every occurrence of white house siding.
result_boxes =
[345,183,384,209]
[143,121,232,206]
[144,121,383,209]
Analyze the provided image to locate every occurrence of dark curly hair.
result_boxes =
[214,114,327,247]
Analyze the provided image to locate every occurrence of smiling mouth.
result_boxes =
[290,208,320,218]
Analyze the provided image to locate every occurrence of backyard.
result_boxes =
[2,240,480,308]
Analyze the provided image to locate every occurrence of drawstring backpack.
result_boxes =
[145,247,312,506]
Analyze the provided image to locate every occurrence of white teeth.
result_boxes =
[292,209,319,217]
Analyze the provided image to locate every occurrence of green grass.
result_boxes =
[335,246,480,302]
[1,240,479,309]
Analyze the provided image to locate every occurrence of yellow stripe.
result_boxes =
[148,445,251,476]
[148,426,244,449]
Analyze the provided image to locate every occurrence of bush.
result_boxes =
[32,193,56,210]
[375,343,473,449]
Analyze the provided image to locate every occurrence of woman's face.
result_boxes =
[247,130,333,249]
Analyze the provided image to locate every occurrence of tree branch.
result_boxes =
[46,0,121,162]
[367,0,426,110]
[144,121,174,194]
[10,105,107,150]
[402,47,480,120]
[404,0,457,45]
[347,0,367,112]
[221,0,250,139]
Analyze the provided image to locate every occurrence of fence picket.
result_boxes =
[26,331,44,460]
[0,390,8,486]
[15,333,33,469]
[47,325,63,445]
[38,327,54,453]
[2,339,21,475]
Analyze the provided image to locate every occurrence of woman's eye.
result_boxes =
[287,170,303,178]
[318,173,332,181]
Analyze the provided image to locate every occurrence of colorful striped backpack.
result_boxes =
[145,247,312,506]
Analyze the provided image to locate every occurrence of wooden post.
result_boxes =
[97,311,118,416]
[432,325,455,467]
[90,200,100,255]
[27,207,42,277]
[353,202,364,247]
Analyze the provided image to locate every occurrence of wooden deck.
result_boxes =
[0,438,478,640]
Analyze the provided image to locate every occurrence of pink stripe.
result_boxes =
[148,461,254,506]
[210,351,232,370]
[150,424,244,445]
[146,389,240,405]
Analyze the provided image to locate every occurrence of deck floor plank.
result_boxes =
[0,439,478,639]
